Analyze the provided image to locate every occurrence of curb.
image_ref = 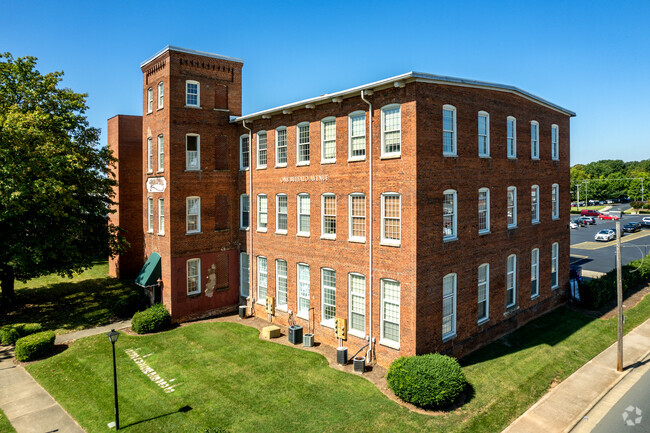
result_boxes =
[563,347,650,433]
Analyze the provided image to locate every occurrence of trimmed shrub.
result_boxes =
[0,323,43,345]
[112,290,149,318]
[131,303,171,334]
[387,353,467,409]
[14,331,55,362]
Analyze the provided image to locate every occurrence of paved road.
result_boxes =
[591,368,650,433]
[570,205,650,274]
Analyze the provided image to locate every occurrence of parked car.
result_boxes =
[608,227,624,237]
[578,216,596,225]
[595,229,615,242]
[581,209,601,217]
[598,213,620,220]
[569,220,579,229]
[623,222,641,233]
[606,199,614,204]
[642,217,650,227]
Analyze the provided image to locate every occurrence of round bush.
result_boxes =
[0,323,43,345]
[387,354,467,408]
[14,331,55,362]
[131,303,171,334]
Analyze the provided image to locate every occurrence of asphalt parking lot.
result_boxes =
[570,207,650,275]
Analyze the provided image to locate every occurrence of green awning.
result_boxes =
[135,252,161,287]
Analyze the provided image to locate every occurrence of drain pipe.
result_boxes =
[361,90,374,363]
[242,120,254,314]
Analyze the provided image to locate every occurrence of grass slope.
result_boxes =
[0,408,16,433]
[3,262,139,334]
[27,295,650,433]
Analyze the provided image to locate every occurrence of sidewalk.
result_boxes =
[504,317,650,433]
[0,320,131,433]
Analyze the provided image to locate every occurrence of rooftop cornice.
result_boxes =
[140,45,244,69]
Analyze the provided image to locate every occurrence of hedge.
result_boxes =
[0,323,43,345]
[386,353,467,409]
[131,303,171,334]
[579,251,650,309]
[14,331,55,362]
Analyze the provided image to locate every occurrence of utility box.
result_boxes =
[334,317,347,341]
[288,325,303,345]
[265,296,275,315]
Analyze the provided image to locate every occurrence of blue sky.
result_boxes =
[2,0,648,165]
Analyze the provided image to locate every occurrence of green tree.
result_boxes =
[0,53,126,307]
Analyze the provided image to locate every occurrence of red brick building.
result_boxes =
[109,46,575,366]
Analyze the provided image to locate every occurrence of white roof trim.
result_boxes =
[233,71,575,122]
[141,45,244,68]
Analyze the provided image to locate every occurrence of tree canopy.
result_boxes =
[571,159,650,201]
[0,53,126,306]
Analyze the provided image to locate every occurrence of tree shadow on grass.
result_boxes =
[460,306,596,368]
[120,405,192,429]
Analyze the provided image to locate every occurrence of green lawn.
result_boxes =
[570,205,606,213]
[2,262,139,334]
[0,408,16,433]
[27,295,650,433]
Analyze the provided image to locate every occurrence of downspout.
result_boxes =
[242,120,254,313]
[361,90,374,363]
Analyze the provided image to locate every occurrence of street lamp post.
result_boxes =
[106,329,120,430]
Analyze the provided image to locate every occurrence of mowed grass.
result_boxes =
[2,262,139,334]
[0,408,16,433]
[27,295,650,433]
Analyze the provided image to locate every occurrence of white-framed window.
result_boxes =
[551,124,559,160]
[186,196,200,233]
[187,258,201,295]
[257,256,267,303]
[349,273,366,335]
[349,111,366,160]
[240,194,249,229]
[240,252,249,297]
[478,188,490,234]
[240,134,249,170]
[478,111,490,157]
[321,193,336,239]
[257,131,267,168]
[157,82,164,109]
[186,80,200,107]
[443,189,457,240]
[321,268,336,327]
[147,87,153,113]
[506,254,517,307]
[507,116,516,158]
[507,186,517,228]
[297,122,310,165]
[321,117,336,163]
[275,127,287,166]
[147,197,153,232]
[551,242,559,288]
[478,264,489,323]
[276,194,287,234]
[552,184,559,219]
[257,194,267,232]
[443,105,457,156]
[442,273,457,340]
[381,279,400,347]
[297,193,310,236]
[297,263,310,318]
[147,137,153,173]
[276,259,288,309]
[531,185,540,223]
[157,134,164,172]
[381,104,401,157]
[158,198,164,235]
[530,121,539,159]
[186,134,200,171]
[349,193,366,242]
[531,248,539,298]
[381,193,401,246]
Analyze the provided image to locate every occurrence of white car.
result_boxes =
[642,217,650,227]
[569,220,579,229]
[595,229,615,242]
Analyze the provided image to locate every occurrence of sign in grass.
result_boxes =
[125,348,177,393]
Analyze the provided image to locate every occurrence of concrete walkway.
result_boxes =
[504,317,650,433]
[0,320,131,433]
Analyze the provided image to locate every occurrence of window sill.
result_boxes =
[479,230,491,236]
[240,227,249,231]
[380,241,401,247]
[442,332,456,343]
[531,294,540,300]
[147,170,154,175]
[479,155,491,159]
[157,233,165,237]
[321,159,336,165]
[531,157,540,161]
[552,158,560,161]
[443,236,458,243]
[187,291,201,297]
[146,230,154,234]
[380,154,401,160]
[296,233,310,238]
[296,313,309,321]
[507,156,517,160]
[156,170,164,174]
[240,168,250,171]
[275,164,287,169]
[443,152,458,158]
[146,111,153,115]
[256,299,266,306]
[504,305,519,316]
[321,235,336,241]
[552,285,559,290]
[348,329,365,339]
[186,231,203,236]
[275,230,287,236]
[477,318,489,326]
[532,220,540,225]
[348,238,366,244]
[185,105,202,109]
[552,217,560,221]
[320,321,335,329]
[184,169,201,172]
[157,107,164,112]
[257,228,267,233]
[348,157,366,163]
[213,108,230,112]
[507,225,518,230]
[296,162,310,167]
[277,305,288,313]
[256,166,267,170]
[379,339,400,350]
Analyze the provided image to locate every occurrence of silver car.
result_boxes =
[594,229,615,242]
